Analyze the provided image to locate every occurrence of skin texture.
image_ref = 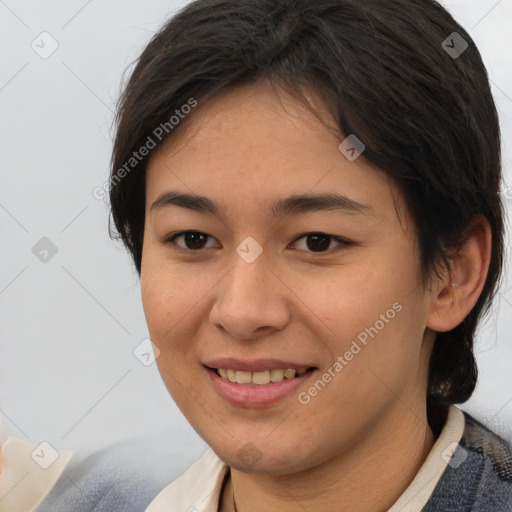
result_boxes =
[141,80,491,512]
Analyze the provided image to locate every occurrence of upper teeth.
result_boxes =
[217,368,308,385]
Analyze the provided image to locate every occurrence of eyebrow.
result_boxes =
[150,191,378,218]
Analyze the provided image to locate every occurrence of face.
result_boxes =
[141,81,437,475]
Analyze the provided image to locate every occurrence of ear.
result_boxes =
[426,215,492,333]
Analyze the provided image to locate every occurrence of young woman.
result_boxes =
[108,0,512,510]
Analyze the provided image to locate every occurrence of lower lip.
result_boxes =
[205,367,316,408]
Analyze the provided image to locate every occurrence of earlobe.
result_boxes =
[426,215,492,333]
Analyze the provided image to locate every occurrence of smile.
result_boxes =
[216,368,310,385]
[205,365,317,408]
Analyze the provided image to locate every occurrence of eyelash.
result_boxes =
[163,231,352,256]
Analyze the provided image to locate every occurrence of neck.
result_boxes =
[221,403,439,512]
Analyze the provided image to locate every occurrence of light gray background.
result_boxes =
[1,0,511,462]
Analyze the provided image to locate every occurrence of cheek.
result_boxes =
[304,258,425,377]
[140,266,205,398]
[293,263,397,338]
[139,253,220,394]
[140,252,208,338]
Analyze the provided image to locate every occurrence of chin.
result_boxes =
[211,436,317,475]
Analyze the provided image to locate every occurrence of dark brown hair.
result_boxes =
[109,0,505,406]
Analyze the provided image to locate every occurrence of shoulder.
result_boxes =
[424,409,512,512]
[36,433,188,512]
[460,412,512,509]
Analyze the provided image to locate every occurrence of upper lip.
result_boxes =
[203,358,316,372]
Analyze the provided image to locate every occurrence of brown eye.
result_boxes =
[166,231,216,251]
[306,234,330,252]
[291,233,349,254]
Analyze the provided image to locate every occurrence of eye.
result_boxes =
[164,231,218,251]
[290,232,350,254]
[164,231,351,254]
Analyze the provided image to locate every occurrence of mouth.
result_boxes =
[204,364,318,408]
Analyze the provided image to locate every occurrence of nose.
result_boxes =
[209,254,290,341]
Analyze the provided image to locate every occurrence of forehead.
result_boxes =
[145,81,406,227]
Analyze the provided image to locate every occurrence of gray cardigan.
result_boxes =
[37,411,512,511]
[422,413,512,511]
